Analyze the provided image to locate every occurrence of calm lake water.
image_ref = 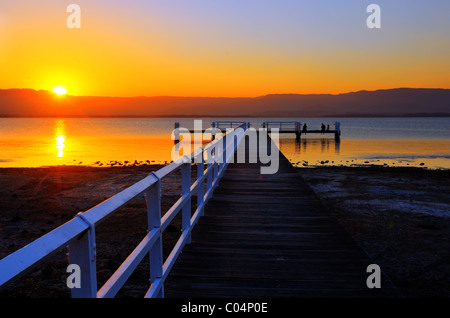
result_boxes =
[0,117,449,169]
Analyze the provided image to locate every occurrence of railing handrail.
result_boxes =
[0,122,248,298]
[264,121,299,124]
[263,121,301,131]
[213,121,247,128]
[213,121,247,124]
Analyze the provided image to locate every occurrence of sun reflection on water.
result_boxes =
[56,135,65,157]
[55,119,66,158]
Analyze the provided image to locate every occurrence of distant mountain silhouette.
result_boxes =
[0,88,449,117]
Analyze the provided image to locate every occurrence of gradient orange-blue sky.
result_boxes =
[0,0,449,97]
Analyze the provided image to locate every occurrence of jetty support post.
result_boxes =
[334,122,341,142]
[295,122,301,140]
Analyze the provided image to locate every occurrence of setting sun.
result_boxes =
[53,86,67,95]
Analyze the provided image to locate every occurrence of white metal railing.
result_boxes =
[262,121,341,138]
[263,121,301,133]
[0,123,248,298]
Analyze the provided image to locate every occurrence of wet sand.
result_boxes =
[299,166,450,298]
[0,165,186,297]
[0,165,449,297]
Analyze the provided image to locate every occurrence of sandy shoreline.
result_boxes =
[298,166,450,297]
[0,165,186,297]
[0,164,449,297]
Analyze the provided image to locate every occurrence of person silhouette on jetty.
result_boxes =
[302,123,307,134]
[321,123,325,134]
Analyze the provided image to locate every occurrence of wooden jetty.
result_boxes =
[263,121,341,142]
[164,130,399,298]
[0,121,399,298]
[178,120,341,142]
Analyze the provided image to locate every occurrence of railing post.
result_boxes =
[211,122,216,141]
[222,133,227,173]
[213,155,219,190]
[174,122,180,143]
[69,212,97,298]
[206,146,214,198]
[181,160,192,245]
[145,173,163,298]
[197,148,205,216]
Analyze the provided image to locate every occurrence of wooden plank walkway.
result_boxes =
[164,132,400,298]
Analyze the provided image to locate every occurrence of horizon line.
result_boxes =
[1,87,448,99]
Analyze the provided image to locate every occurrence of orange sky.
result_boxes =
[0,1,449,97]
